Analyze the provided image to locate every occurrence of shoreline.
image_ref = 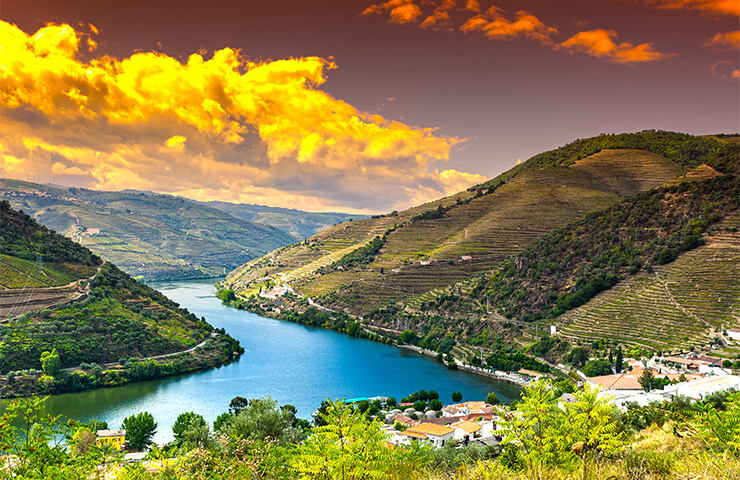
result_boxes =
[397,345,529,387]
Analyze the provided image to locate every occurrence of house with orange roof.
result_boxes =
[451,420,482,443]
[401,423,456,448]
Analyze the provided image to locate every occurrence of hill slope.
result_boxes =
[0,180,296,280]
[197,200,365,240]
[0,201,242,397]
[223,131,724,315]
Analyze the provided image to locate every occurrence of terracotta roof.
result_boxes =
[453,421,482,433]
[392,413,416,426]
[589,368,702,390]
[406,423,455,437]
[418,416,464,426]
[442,405,460,414]
[402,430,428,439]
[518,369,545,377]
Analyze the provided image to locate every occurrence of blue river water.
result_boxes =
[36,279,521,444]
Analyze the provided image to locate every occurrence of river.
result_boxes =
[32,279,521,444]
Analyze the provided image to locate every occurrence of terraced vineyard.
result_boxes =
[225,144,696,315]
[558,210,740,351]
[299,149,689,313]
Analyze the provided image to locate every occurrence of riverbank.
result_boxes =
[218,287,535,390]
[0,333,243,399]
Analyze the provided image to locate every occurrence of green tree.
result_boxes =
[615,346,623,373]
[486,392,500,405]
[172,411,209,448]
[292,400,430,479]
[451,391,463,403]
[40,349,61,376]
[122,411,157,451]
[582,358,613,377]
[639,369,655,392]
[222,396,302,445]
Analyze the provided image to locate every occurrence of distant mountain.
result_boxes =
[0,180,296,280]
[195,200,365,240]
[221,131,739,355]
[0,201,242,398]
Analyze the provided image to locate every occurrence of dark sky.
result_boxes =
[1,0,737,213]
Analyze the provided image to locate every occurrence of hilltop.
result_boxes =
[221,131,738,357]
[0,201,243,397]
[0,179,296,280]
[196,200,365,240]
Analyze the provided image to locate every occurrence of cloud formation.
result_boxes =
[640,0,739,16]
[362,0,423,25]
[460,6,557,43]
[560,29,671,64]
[0,21,484,213]
[704,31,740,50]
[362,0,670,63]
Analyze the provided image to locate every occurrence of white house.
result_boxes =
[728,329,740,342]
[401,423,456,448]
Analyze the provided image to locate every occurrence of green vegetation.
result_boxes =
[0,180,296,280]
[0,202,243,397]
[1,388,739,479]
[481,174,740,322]
[473,130,724,193]
[326,234,385,271]
[122,411,158,451]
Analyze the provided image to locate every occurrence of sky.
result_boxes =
[1,0,738,214]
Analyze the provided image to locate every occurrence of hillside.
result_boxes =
[223,131,724,316]
[0,201,243,397]
[197,200,365,240]
[0,179,296,280]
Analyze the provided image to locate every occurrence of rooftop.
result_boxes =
[405,423,455,437]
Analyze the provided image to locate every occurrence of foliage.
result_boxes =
[328,235,385,271]
[220,396,305,445]
[482,174,740,321]
[486,392,500,405]
[122,411,158,451]
[695,391,740,454]
[451,391,463,403]
[172,412,210,448]
[501,381,625,479]
[292,399,430,479]
[473,130,724,193]
[40,349,61,376]
[581,358,613,377]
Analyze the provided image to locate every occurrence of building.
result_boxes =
[670,375,740,401]
[96,429,126,450]
[451,420,482,443]
[401,423,456,448]
[728,329,740,342]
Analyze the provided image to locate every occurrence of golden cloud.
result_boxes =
[0,21,477,213]
[704,31,740,50]
[461,6,557,43]
[560,29,671,64]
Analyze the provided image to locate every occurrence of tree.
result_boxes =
[615,346,623,373]
[451,391,463,403]
[122,411,157,451]
[582,358,613,377]
[40,349,61,376]
[172,411,209,448]
[638,369,655,392]
[428,399,443,411]
[222,396,302,445]
[428,390,439,400]
[486,392,500,406]
[292,400,430,479]
[229,396,249,415]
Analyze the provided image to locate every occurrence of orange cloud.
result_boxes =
[639,0,739,16]
[0,21,475,213]
[560,29,671,64]
[460,6,557,43]
[362,0,423,25]
[704,31,740,50]
[421,0,456,30]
